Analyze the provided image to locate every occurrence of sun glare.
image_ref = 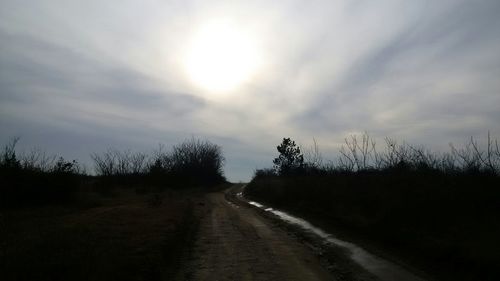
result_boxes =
[184,22,260,93]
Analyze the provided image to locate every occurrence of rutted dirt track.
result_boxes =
[183,185,335,281]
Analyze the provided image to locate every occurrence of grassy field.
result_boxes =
[0,187,199,281]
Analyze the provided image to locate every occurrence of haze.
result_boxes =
[1,0,500,181]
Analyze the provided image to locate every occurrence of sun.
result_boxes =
[184,22,260,93]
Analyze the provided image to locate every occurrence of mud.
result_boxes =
[183,187,334,281]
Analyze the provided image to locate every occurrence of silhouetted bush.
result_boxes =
[0,138,83,208]
[91,138,225,188]
[169,138,225,184]
[1,136,227,207]
[246,132,500,281]
[333,132,500,174]
[254,168,276,177]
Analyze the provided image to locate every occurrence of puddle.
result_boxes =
[243,196,426,281]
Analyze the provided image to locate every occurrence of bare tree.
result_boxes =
[0,137,20,169]
[129,152,148,174]
[91,149,117,176]
[450,137,483,172]
[303,138,323,169]
[338,132,375,171]
[19,147,57,172]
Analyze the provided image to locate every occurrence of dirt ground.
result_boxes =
[179,185,336,281]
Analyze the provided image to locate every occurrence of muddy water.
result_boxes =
[241,193,426,281]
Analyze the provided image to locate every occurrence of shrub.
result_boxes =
[0,138,82,207]
[254,168,276,177]
[91,138,226,188]
[170,138,225,184]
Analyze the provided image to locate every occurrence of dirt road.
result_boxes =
[183,185,335,281]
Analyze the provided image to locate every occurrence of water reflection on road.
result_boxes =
[240,193,426,281]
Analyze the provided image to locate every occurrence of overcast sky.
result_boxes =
[1,0,500,181]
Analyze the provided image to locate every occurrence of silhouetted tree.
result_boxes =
[273,138,304,175]
[0,137,21,170]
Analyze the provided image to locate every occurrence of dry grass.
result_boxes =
[0,188,198,281]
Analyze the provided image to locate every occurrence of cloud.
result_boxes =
[1,0,500,181]
[293,1,500,141]
[0,29,206,127]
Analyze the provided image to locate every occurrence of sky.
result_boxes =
[1,0,500,181]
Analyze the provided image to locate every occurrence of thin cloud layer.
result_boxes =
[1,0,500,181]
